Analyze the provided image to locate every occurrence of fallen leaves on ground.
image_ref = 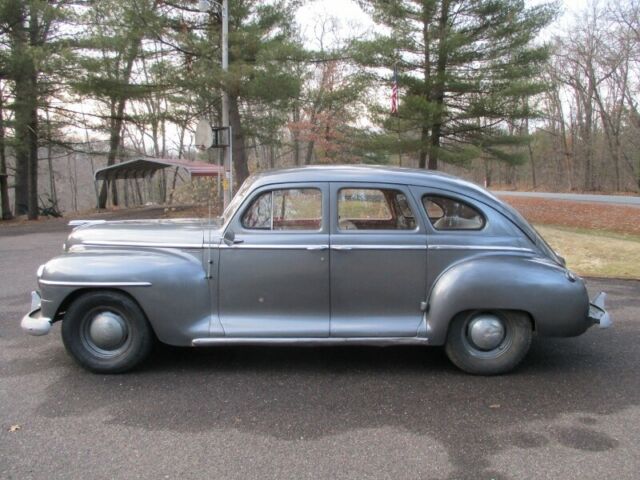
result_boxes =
[499,196,640,236]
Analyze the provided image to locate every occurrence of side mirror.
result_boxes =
[223,229,235,246]
[223,229,243,246]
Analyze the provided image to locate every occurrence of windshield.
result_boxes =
[222,176,256,224]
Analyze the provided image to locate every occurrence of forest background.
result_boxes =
[0,0,639,220]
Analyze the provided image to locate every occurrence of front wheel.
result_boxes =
[61,291,154,373]
[445,310,532,375]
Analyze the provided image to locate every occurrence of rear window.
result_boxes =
[422,195,484,230]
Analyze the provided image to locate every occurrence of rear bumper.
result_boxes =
[21,291,52,336]
[588,292,612,329]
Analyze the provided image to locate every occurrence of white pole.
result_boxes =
[221,0,232,207]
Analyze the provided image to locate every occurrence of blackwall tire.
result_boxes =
[61,291,154,373]
[445,310,532,375]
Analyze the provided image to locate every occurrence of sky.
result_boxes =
[295,0,591,48]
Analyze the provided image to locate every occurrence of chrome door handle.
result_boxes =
[306,245,329,251]
[331,245,353,251]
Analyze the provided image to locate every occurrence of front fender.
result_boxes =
[39,246,214,346]
[425,254,590,345]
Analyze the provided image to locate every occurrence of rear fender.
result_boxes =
[425,254,590,345]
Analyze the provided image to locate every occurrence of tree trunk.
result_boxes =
[484,157,492,187]
[228,94,250,187]
[0,91,13,220]
[304,140,315,165]
[13,56,33,216]
[26,5,40,220]
[427,0,450,171]
[97,35,142,209]
[9,4,33,216]
[291,104,301,166]
[553,89,573,191]
[419,4,432,170]
[523,115,537,189]
[27,91,38,220]
[528,139,536,190]
[418,127,428,169]
[45,109,58,211]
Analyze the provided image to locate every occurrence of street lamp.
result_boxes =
[199,0,232,206]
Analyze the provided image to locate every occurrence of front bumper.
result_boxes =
[588,292,612,329]
[21,291,52,336]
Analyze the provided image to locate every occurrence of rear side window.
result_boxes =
[422,195,484,230]
[338,188,416,230]
[242,188,322,231]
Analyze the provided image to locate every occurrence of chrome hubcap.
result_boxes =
[468,314,505,351]
[88,312,127,350]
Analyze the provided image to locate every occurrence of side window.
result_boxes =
[422,195,485,230]
[242,188,322,231]
[338,188,416,230]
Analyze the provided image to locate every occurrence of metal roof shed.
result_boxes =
[94,158,224,182]
[93,158,225,208]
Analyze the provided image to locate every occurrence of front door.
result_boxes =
[329,183,428,337]
[218,183,330,337]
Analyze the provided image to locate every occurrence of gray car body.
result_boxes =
[34,165,594,346]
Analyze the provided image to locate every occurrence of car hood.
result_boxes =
[66,218,223,249]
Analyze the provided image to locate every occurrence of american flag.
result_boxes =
[391,64,398,115]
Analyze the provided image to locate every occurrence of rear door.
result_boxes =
[329,182,428,337]
[411,186,527,295]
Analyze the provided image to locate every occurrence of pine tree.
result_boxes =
[162,0,305,186]
[0,0,71,218]
[72,0,162,208]
[354,0,556,170]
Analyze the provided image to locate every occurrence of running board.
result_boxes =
[192,337,430,347]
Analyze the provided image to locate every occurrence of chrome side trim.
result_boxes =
[82,240,203,249]
[220,244,329,250]
[192,337,431,347]
[331,244,427,250]
[219,244,426,250]
[39,280,152,287]
[69,220,107,227]
[427,244,534,253]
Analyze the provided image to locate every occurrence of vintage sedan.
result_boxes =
[21,166,611,375]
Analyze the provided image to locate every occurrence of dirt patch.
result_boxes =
[499,196,640,236]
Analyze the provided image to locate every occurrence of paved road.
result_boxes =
[1,228,639,480]
[494,190,640,207]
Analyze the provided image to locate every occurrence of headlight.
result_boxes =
[36,264,45,279]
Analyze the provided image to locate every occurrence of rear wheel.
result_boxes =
[445,310,532,375]
[61,291,154,373]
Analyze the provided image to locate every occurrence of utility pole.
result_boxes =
[221,0,232,207]
[200,0,233,208]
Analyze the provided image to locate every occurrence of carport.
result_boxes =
[94,158,225,208]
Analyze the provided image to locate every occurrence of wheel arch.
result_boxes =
[425,253,588,345]
[54,287,151,326]
[39,247,213,346]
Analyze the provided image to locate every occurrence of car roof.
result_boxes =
[251,164,498,202]
[249,165,536,241]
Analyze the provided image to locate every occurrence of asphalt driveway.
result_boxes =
[1,226,639,479]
